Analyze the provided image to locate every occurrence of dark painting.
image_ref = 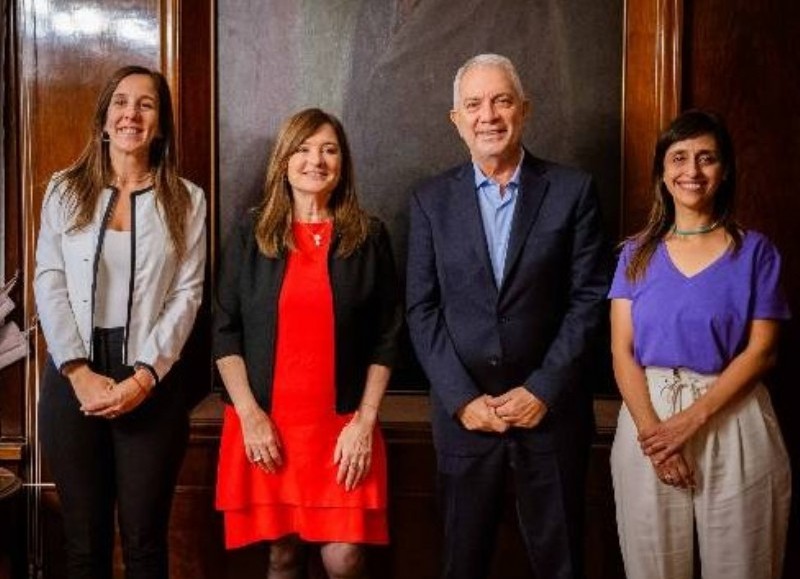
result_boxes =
[217,0,623,390]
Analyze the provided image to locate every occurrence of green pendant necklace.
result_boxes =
[672,220,720,236]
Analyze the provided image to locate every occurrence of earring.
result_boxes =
[102,131,110,143]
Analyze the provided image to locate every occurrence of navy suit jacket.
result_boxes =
[406,151,611,457]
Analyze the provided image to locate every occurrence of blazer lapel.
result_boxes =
[501,155,548,289]
[449,164,498,293]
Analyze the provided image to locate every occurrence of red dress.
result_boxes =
[216,222,388,549]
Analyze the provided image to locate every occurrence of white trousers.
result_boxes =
[611,367,791,579]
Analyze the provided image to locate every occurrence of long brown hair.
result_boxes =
[254,108,368,258]
[626,109,741,281]
[53,65,191,259]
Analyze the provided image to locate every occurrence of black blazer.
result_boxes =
[213,213,403,413]
[406,151,612,456]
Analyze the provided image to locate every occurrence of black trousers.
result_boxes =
[438,431,589,579]
[39,328,189,579]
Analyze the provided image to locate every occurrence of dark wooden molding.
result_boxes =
[621,0,683,236]
[1,0,24,441]
[190,393,620,441]
[0,440,25,462]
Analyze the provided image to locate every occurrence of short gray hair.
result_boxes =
[452,54,526,109]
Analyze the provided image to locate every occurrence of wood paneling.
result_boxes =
[167,0,215,411]
[18,0,161,217]
[621,0,683,235]
[682,2,800,577]
[1,0,24,442]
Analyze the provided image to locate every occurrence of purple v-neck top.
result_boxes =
[609,230,791,374]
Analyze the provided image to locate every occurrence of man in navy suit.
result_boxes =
[406,54,611,579]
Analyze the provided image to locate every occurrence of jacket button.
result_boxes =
[488,356,499,367]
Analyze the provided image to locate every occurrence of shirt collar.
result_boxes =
[472,151,524,190]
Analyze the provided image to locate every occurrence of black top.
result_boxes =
[213,212,403,413]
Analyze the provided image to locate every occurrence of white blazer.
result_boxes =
[34,176,206,382]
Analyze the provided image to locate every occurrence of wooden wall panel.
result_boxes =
[19,0,160,213]
[682,2,800,577]
[1,0,25,454]
[168,0,215,411]
[620,0,682,235]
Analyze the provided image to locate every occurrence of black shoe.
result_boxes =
[0,467,22,501]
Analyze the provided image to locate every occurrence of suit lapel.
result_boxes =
[449,164,498,293]
[501,155,548,290]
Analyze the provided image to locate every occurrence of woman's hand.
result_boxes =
[81,369,154,419]
[84,377,152,419]
[334,412,374,491]
[65,363,116,411]
[653,451,695,489]
[639,407,705,465]
[238,406,283,473]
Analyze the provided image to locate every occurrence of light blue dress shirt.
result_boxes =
[473,158,522,287]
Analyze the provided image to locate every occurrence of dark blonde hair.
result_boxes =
[626,109,741,281]
[54,65,191,259]
[254,108,368,258]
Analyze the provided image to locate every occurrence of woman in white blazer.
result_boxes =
[34,65,206,579]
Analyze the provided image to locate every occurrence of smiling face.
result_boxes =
[662,133,724,215]
[103,73,160,160]
[286,123,342,202]
[450,64,529,170]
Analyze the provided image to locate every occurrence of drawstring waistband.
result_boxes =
[646,367,715,417]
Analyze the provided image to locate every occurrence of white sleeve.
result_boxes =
[34,179,88,369]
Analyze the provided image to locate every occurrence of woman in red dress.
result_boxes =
[213,108,402,578]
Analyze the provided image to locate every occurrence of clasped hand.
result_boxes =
[653,451,695,489]
[638,409,701,466]
[72,367,148,419]
[458,387,548,432]
[638,410,702,489]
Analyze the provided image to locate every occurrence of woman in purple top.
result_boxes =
[609,110,791,579]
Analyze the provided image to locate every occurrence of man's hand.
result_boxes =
[457,395,509,433]
[486,387,547,428]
